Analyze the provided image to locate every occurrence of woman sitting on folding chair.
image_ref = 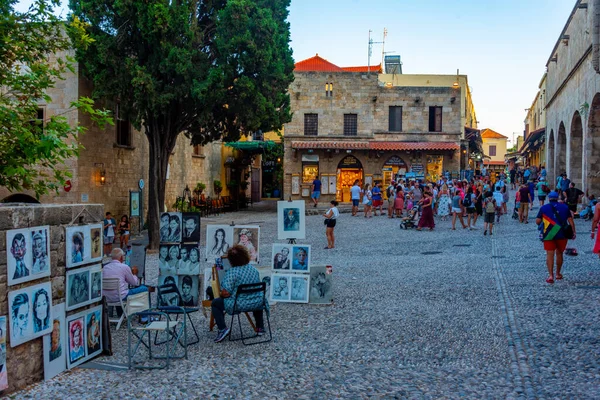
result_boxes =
[211,245,267,343]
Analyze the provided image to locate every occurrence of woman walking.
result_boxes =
[394,184,405,217]
[451,188,467,229]
[323,200,339,249]
[362,183,372,218]
[437,184,451,221]
[416,191,435,231]
[473,187,483,227]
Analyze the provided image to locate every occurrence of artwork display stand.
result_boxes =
[286,198,298,245]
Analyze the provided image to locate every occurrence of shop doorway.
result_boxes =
[426,156,444,182]
[336,155,363,202]
[382,155,408,186]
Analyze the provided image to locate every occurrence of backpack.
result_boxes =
[386,186,394,198]
[462,194,472,208]
[541,184,550,193]
[485,199,496,213]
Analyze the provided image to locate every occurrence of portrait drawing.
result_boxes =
[31,227,50,275]
[90,228,102,259]
[309,266,333,304]
[160,212,182,243]
[270,274,291,302]
[233,226,260,264]
[291,276,310,303]
[271,244,291,270]
[277,200,306,240]
[182,212,200,242]
[178,275,199,306]
[177,244,200,275]
[0,316,6,390]
[291,246,310,271]
[7,228,32,285]
[205,225,232,261]
[68,318,85,364]
[86,310,101,355]
[43,303,66,380]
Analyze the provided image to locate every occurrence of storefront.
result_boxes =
[336,155,363,202]
[382,155,408,186]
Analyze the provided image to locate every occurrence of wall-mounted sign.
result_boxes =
[81,194,89,203]
[64,180,72,192]
[338,155,362,169]
[384,156,407,167]
[138,179,145,190]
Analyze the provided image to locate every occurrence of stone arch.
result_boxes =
[547,129,555,185]
[1,194,40,204]
[588,93,600,195]
[570,111,583,187]
[556,122,567,180]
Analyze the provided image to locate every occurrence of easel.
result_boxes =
[202,265,257,332]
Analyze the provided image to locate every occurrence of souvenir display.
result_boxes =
[7,226,51,286]
[8,282,53,347]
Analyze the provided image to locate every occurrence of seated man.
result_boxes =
[211,245,267,343]
[102,248,149,307]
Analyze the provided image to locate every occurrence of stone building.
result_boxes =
[481,129,509,174]
[283,55,478,202]
[520,73,547,169]
[0,49,222,226]
[543,0,600,193]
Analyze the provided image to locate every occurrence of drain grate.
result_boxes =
[453,244,471,247]
[421,251,443,255]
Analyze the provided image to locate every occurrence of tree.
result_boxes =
[0,0,111,197]
[69,0,295,248]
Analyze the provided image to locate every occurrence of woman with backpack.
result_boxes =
[483,191,497,236]
[464,187,477,229]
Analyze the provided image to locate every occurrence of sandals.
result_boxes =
[556,273,563,280]
[546,276,554,284]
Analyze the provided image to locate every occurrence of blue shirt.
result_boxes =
[221,264,267,314]
[372,186,382,200]
[536,202,571,240]
[312,179,322,192]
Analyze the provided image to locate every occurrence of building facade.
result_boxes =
[283,55,477,202]
[520,74,547,169]
[544,0,600,194]
[481,129,508,173]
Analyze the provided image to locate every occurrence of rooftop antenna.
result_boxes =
[368,28,386,73]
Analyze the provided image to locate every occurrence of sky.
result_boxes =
[16,0,576,145]
[288,0,576,146]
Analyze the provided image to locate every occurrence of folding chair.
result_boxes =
[228,282,272,345]
[103,278,148,331]
[127,293,187,370]
[155,283,200,346]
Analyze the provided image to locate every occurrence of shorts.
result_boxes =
[104,236,115,244]
[373,200,383,207]
[311,191,321,199]
[352,199,359,207]
[451,207,461,213]
[484,212,495,224]
[467,207,475,214]
[325,219,337,228]
[568,203,577,213]
[543,239,568,252]
[538,195,546,201]
[519,203,529,213]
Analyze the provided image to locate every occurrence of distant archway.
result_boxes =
[556,122,567,179]
[570,111,583,187]
[336,155,363,202]
[547,129,555,185]
[588,93,600,195]
[1,194,40,204]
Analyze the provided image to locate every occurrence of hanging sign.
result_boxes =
[384,156,407,167]
[338,155,361,169]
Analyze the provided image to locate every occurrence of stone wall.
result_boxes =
[0,203,104,395]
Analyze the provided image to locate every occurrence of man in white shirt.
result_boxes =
[350,180,362,216]
[102,248,149,304]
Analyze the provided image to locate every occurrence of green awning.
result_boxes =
[224,141,278,152]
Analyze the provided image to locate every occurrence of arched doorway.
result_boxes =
[588,93,600,194]
[336,155,363,202]
[570,111,583,187]
[1,194,40,204]
[556,122,567,179]
[381,155,408,186]
[547,129,555,185]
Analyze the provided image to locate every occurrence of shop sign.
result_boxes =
[384,155,407,167]
[338,155,362,169]
[262,160,276,167]
[302,155,319,162]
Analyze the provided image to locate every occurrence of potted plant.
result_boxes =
[214,180,223,195]
[195,182,206,193]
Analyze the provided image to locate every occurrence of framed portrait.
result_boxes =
[291,175,300,195]
[255,266,275,306]
[159,212,182,243]
[66,305,102,369]
[158,273,179,306]
[178,275,199,306]
[0,316,7,390]
[65,224,103,269]
[202,268,212,301]
[66,264,102,311]
[309,266,333,304]
[270,273,291,303]
[277,200,306,240]
[7,226,52,286]
[43,303,66,380]
[130,191,140,217]
[8,281,53,347]
[181,212,200,243]
[205,225,233,262]
[271,243,292,271]
[232,226,260,264]
[177,244,200,275]
[291,245,311,272]
[158,244,178,275]
[290,275,310,303]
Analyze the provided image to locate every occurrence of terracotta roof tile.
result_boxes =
[480,128,508,139]
[294,55,344,72]
[291,141,370,149]
[341,64,382,73]
[370,142,460,151]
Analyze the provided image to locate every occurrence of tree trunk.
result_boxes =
[146,122,173,250]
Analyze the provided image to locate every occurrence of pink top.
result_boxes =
[102,260,139,302]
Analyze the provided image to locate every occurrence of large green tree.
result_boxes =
[0,0,111,197]
[69,0,295,248]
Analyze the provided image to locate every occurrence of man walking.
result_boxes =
[311,176,322,208]
[564,182,584,216]
[386,181,396,218]
[518,183,532,223]
[350,180,361,216]
[372,181,383,216]
[536,191,576,284]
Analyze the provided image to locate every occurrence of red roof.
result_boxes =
[294,55,344,72]
[291,141,370,149]
[480,128,508,139]
[342,64,382,73]
[370,142,460,151]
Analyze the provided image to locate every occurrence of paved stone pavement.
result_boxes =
[11,199,600,399]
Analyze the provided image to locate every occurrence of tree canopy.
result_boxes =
[0,0,111,197]
[70,0,295,247]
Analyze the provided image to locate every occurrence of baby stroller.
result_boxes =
[400,208,419,230]
[511,200,519,220]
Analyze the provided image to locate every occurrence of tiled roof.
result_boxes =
[294,55,344,72]
[291,141,370,149]
[341,64,382,73]
[370,142,460,151]
[480,128,508,139]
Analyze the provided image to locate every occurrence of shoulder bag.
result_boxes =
[551,205,574,239]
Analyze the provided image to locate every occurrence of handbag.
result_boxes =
[551,205,574,239]
[323,218,330,225]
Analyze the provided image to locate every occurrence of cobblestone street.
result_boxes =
[13,201,600,399]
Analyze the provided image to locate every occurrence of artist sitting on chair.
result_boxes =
[211,245,267,343]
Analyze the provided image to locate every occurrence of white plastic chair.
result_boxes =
[103,278,148,330]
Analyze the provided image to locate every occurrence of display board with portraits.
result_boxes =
[159,212,182,243]
[65,224,103,269]
[66,305,102,369]
[271,244,311,272]
[8,281,53,347]
[43,303,66,380]
[159,243,201,276]
[205,225,260,264]
[66,264,102,311]
[309,266,333,304]
[0,316,7,391]
[277,200,306,240]
[156,272,199,307]
[269,273,310,304]
[6,226,51,286]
